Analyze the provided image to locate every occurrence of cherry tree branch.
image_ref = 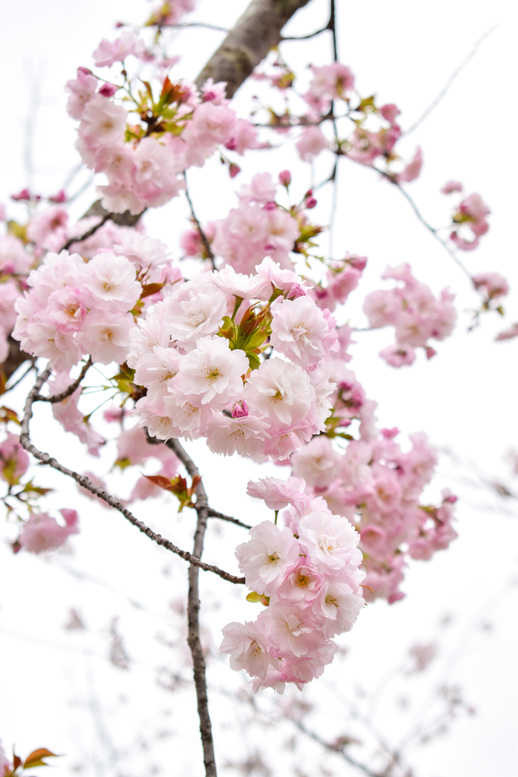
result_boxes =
[166,438,218,777]
[335,152,475,285]
[183,174,216,268]
[62,202,147,252]
[292,720,385,777]
[380,174,474,284]
[19,369,245,586]
[207,508,252,530]
[403,26,496,137]
[34,358,93,403]
[195,0,313,98]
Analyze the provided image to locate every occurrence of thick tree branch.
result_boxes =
[195,0,313,97]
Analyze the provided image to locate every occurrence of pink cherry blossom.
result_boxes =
[270,296,338,366]
[235,520,300,595]
[93,30,146,67]
[19,509,79,554]
[246,476,307,511]
[175,336,248,407]
[220,620,276,681]
[243,358,315,426]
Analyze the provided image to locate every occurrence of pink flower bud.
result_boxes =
[49,189,67,203]
[232,400,249,418]
[99,83,118,97]
[12,188,39,201]
[279,169,291,186]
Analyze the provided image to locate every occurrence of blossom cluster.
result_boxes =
[290,431,457,603]
[67,47,256,214]
[13,249,142,372]
[221,482,364,691]
[442,183,491,251]
[129,257,338,461]
[363,263,457,366]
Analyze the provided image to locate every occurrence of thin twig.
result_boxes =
[404,26,497,137]
[329,0,338,62]
[342,153,475,284]
[281,26,328,41]
[34,358,93,403]
[293,720,384,777]
[19,369,245,586]
[208,508,252,530]
[3,359,36,393]
[381,174,473,283]
[183,173,217,269]
[167,437,218,777]
[62,216,110,251]
[171,21,229,33]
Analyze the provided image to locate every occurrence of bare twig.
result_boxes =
[293,720,384,777]
[281,26,328,41]
[208,508,252,530]
[34,358,93,403]
[183,174,217,269]
[171,22,230,33]
[342,153,475,285]
[195,0,312,97]
[404,26,497,137]
[382,174,474,284]
[166,437,218,777]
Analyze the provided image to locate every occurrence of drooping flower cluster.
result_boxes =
[221,484,364,691]
[363,263,457,366]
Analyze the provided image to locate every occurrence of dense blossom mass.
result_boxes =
[0,0,507,706]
